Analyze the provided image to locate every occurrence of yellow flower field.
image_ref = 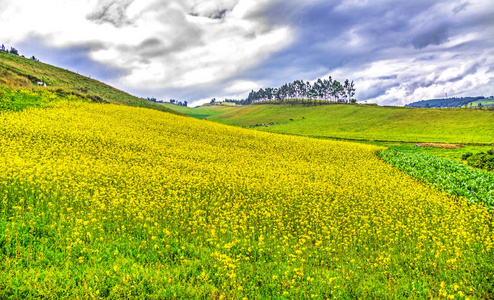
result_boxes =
[0,101,493,299]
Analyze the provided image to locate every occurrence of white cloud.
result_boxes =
[327,43,494,106]
[0,0,293,101]
[118,24,292,89]
[224,80,262,94]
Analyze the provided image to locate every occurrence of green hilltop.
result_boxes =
[0,51,181,114]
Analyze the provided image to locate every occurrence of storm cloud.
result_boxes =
[0,0,493,105]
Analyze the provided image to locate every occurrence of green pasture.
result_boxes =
[203,104,494,144]
[160,102,240,119]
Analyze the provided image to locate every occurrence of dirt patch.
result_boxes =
[414,143,464,149]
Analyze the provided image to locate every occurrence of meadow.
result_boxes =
[201,104,494,144]
[1,100,493,299]
[160,102,238,120]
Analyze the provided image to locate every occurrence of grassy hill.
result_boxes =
[202,104,494,144]
[1,101,492,298]
[0,51,180,114]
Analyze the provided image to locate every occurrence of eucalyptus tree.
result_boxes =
[324,77,333,101]
[305,82,312,100]
[331,80,344,102]
[298,80,307,99]
[265,87,274,101]
[344,79,356,103]
[287,83,296,99]
[316,79,325,100]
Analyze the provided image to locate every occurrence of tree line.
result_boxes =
[169,99,188,107]
[243,77,356,105]
[143,97,188,107]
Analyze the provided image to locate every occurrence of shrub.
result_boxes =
[9,47,19,55]
[467,151,494,172]
[461,152,473,160]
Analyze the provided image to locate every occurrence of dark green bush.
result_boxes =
[461,152,473,160]
[466,151,494,172]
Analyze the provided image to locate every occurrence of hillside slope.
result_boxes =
[0,51,181,114]
[205,104,494,144]
[1,101,492,298]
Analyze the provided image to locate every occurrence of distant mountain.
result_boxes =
[405,96,490,108]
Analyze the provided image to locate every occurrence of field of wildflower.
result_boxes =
[1,101,493,299]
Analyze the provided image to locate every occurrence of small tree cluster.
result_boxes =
[0,44,6,52]
[245,76,355,104]
[1,43,40,62]
[208,98,243,106]
[169,99,187,106]
[215,98,242,105]
[9,47,19,55]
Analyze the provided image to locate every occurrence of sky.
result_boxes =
[1,0,494,106]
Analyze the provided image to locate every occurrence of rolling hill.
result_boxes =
[1,101,493,298]
[159,102,239,119]
[197,104,494,144]
[0,51,181,114]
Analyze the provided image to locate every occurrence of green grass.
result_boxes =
[209,102,238,106]
[0,51,182,115]
[203,104,494,144]
[160,102,240,119]
[0,86,85,111]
